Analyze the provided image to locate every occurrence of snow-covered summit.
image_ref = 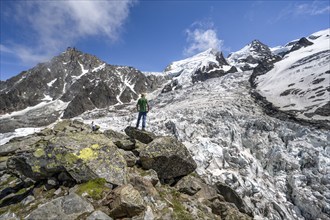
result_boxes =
[163,48,235,91]
[228,40,278,71]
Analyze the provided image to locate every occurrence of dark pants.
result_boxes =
[136,112,147,129]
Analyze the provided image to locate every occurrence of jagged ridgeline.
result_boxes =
[0,120,252,219]
[0,48,167,132]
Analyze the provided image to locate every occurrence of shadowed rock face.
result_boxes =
[139,136,197,181]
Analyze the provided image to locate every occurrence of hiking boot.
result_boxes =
[142,128,146,131]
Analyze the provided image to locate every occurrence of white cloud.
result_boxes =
[0,44,13,53]
[184,21,223,56]
[294,1,330,15]
[5,0,136,66]
[274,0,330,22]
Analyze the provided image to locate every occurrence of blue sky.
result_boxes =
[1,0,329,81]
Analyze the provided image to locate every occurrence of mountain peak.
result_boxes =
[227,39,275,70]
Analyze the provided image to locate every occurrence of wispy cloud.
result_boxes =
[184,20,224,56]
[275,0,330,22]
[3,0,136,66]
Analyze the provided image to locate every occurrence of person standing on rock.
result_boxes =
[136,93,149,131]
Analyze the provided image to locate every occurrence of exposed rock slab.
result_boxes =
[25,193,94,220]
[124,126,156,144]
[139,136,197,180]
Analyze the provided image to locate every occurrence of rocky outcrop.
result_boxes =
[107,184,145,218]
[139,136,197,182]
[124,126,156,144]
[289,37,314,53]
[7,121,127,186]
[25,193,94,220]
[0,120,251,220]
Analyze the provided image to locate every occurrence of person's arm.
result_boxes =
[136,99,140,112]
[147,102,150,112]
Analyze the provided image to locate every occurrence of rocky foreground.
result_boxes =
[0,120,253,220]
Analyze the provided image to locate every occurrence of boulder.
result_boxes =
[25,193,94,220]
[108,184,145,218]
[118,149,138,167]
[103,129,127,141]
[215,182,253,217]
[139,136,197,181]
[175,175,202,196]
[124,126,156,144]
[211,199,252,220]
[141,169,159,186]
[7,132,128,186]
[0,136,42,156]
[114,139,136,151]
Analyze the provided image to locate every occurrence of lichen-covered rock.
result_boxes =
[0,136,42,156]
[175,174,202,196]
[108,184,145,218]
[118,149,137,167]
[114,139,136,150]
[25,193,94,220]
[7,128,127,186]
[124,126,156,144]
[139,136,197,180]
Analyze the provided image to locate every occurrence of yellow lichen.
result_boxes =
[91,144,101,150]
[32,165,41,172]
[77,147,98,161]
[64,153,79,164]
[33,148,45,158]
[76,178,108,200]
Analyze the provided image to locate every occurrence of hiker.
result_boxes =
[136,93,149,130]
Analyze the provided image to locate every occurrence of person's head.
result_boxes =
[141,93,146,97]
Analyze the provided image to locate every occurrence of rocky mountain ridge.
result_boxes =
[162,49,237,92]
[228,39,280,71]
[252,29,330,128]
[0,47,166,132]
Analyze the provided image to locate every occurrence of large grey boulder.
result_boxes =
[7,121,128,186]
[25,193,94,220]
[139,136,197,181]
[124,126,156,144]
[108,184,145,218]
[175,174,202,196]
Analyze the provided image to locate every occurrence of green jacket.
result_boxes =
[137,98,149,112]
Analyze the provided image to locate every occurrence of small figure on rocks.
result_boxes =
[91,121,100,131]
[136,93,149,131]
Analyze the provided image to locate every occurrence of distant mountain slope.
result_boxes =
[0,48,166,132]
[253,29,330,125]
[162,49,237,92]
